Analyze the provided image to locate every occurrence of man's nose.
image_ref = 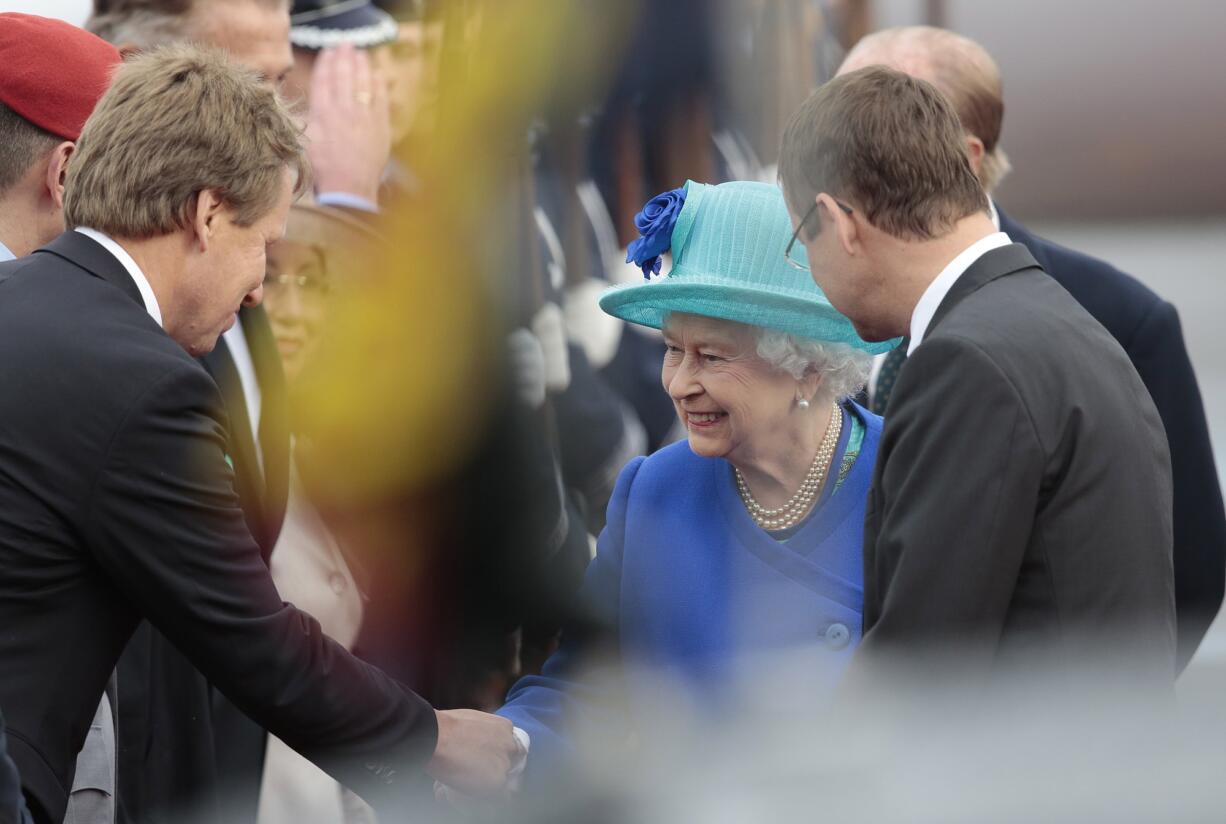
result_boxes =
[243,284,264,307]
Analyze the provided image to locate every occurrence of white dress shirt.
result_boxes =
[74,228,163,328]
[0,238,14,262]
[221,321,264,474]
[907,231,1012,355]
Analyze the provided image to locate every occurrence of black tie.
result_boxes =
[871,343,908,415]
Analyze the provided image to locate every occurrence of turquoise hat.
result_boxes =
[599,180,900,355]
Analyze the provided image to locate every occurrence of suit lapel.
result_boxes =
[926,243,1042,338]
[37,231,145,310]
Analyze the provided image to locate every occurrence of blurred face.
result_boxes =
[263,237,329,382]
[195,0,294,88]
[178,171,294,357]
[661,314,800,466]
[376,21,444,143]
[281,47,316,112]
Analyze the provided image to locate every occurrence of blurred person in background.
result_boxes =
[839,25,1226,673]
[257,204,383,824]
[0,45,518,824]
[371,0,443,197]
[0,15,124,824]
[84,2,393,820]
[88,0,293,83]
[282,0,397,214]
[778,67,1176,692]
[496,180,894,786]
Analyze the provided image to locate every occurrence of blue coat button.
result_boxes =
[825,623,850,650]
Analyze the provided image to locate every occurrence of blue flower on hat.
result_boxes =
[626,186,687,279]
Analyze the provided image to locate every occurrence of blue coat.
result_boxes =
[499,403,882,780]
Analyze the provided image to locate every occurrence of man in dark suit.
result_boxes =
[2,711,32,824]
[778,67,1176,687]
[841,26,1225,671]
[86,3,388,819]
[0,45,518,824]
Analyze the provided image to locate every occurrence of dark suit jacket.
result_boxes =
[860,243,1177,685]
[998,208,1226,669]
[0,232,437,824]
[116,308,291,824]
[1,710,31,824]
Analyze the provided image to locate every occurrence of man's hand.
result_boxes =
[426,709,521,797]
[306,42,392,205]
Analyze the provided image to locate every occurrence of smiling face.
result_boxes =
[177,170,294,357]
[661,314,804,466]
[263,237,329,383]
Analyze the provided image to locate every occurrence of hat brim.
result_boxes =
[599,277,900,355]
[290,5,399,49]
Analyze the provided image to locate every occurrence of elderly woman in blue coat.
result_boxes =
[497,180,898,783]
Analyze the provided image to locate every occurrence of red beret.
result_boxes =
[0,13,122,142]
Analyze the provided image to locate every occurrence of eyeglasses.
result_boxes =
[784,199,854,271]
[263,272,330,296]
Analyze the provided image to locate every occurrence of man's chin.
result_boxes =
[183,337,219,358]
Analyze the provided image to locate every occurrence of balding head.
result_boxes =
[87,0,292,87]
[840,27,1011,192]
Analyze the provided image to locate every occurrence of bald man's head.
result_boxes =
[840,26,1011,192]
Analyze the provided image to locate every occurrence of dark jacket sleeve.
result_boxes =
[1,709,33,824]
[1127,299,1226,669]
[855,336,1045,677]
[83,362,437,811]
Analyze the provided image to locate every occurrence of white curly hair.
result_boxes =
[755,329,872,403]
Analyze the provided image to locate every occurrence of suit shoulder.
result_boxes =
[0,255,216,412]
[0,253,45,283]
[1010,221,1168,339]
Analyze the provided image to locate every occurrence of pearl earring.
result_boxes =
[797,398,810,409]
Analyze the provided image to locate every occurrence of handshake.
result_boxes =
[426,709,528,799]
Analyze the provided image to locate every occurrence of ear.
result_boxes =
[964,134,986,180]
[45,142,75,210]
[815,193,858,258]
[798,367,824,406]
[192,189,227,254]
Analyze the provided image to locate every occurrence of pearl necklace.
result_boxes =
[735,404,843,531]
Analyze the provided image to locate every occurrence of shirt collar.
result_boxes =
[0,238,14,262]
[907,231,1012,355]
[74,228,163,328]
[988,197,1001,230]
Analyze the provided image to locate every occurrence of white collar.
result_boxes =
[907,231,1012,355]
[0,238,14,262]
[75,228,163,328]
[988,197,1001,230]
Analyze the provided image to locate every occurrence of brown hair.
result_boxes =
[63,43,307,238]
[842,27,1011,191]
[778,66,988,241]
